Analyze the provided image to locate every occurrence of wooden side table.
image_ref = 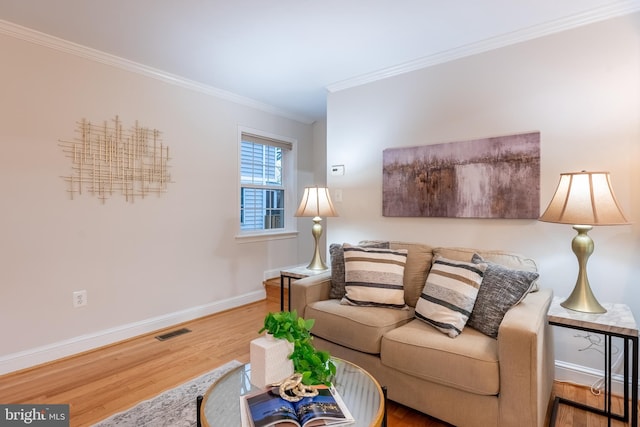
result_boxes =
[548,296,638,426]
[279,266,329,311]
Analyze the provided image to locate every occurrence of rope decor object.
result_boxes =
[272,373,319,402]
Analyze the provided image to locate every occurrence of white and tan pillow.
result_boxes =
[415,255,487,337]
[341,244,408,309]
[329,241,390,299]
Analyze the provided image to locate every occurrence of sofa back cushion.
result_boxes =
[389,242,433,307]
[330,243,537,309]
[433,246,539,291]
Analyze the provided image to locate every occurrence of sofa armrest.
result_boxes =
[497,288,554,427]
[289,272,332,317]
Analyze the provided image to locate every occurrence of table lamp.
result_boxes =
[295,187,339,270]
[539,171,630,313]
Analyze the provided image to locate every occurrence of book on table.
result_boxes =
[240,384,355,427]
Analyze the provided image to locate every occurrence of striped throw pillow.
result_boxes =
[415,255,487,337]
[329,241,390,299]
[341,244,408,309]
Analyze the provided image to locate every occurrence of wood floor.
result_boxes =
[0,280,636,427]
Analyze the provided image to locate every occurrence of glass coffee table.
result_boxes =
[200,358,385,426]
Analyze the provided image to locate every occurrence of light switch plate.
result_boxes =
[331,165,345,176]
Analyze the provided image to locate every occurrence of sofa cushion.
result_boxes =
[329,241,390,299]
[306,299,414,354]
[341,244,408,309]
[389,242,434,307]
[433,246,539,291]
[415,256,487,338]
[381,319,499,395]
[467,253,539,338]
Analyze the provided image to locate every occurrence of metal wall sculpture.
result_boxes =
[60,116,172,203]
[382,132,540,219]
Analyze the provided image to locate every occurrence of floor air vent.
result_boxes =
[155,328,192,341]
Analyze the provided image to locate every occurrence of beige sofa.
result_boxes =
[290,242,554,427]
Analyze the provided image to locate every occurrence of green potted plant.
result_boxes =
[259,310,336,386]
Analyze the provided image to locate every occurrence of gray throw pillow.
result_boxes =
[329,241,390,299]
[329,243,346,299]
[467,253,539,338]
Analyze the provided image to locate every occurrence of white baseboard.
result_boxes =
[0,290,265,376]
[554,360,636,395]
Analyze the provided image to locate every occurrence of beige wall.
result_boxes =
[0,31,319,373]
[326,13,639,383]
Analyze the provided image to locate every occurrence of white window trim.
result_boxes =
[236,126,298,242]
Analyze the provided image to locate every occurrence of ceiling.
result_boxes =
[0,0,638,123]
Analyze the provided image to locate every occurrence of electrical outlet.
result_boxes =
[73,290,87,308]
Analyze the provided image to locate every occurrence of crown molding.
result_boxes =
[327,1,640,93]
[0,20,315,124]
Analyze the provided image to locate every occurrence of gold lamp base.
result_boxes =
[560,225,606,314]
[306,216,328,270]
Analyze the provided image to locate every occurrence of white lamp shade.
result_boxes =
[295,187,339,218]
[539,171,629,225]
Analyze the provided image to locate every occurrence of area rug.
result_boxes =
[93,359,242,427]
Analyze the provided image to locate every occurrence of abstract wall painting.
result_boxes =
[382,132,540,219]
[59,116,172,203]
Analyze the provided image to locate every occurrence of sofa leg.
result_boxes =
[382,386,388,427]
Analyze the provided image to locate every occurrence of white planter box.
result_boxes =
[250,334,294,388]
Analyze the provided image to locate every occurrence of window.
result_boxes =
[239,130,294,234]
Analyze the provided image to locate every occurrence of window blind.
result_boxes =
[241,132,292,151]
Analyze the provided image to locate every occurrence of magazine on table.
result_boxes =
[240,384,355,427]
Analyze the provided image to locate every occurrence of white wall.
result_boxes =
[0,31,319,373]
[326,13,640,385]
